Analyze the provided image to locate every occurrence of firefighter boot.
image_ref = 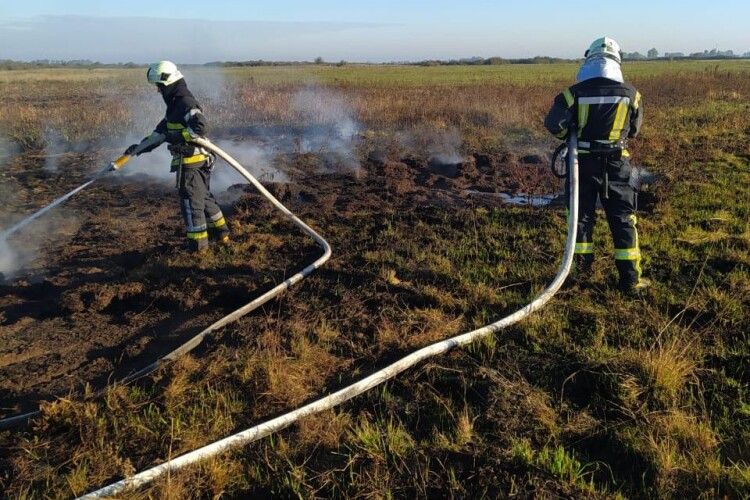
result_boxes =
[207,212,230,246]
[187,235,209,253]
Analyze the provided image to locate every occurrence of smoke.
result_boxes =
[0,238,18,281]
[181,66,230,108]
[396,126,465,165]
[428,128,464,165]
[0,135,19,281]
[290,87,361,173]
[0,135,20,160]
[42,127,68,173]
[111,73,362,210]
[0,236,29,281]
[212,139,288,186]
[116,137,290,192]
[0,210,80,282]
[42,126,100,174]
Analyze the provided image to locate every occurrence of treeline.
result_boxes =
[1,50,748,70]
[410,56,570,66]
[0,59,141,70]
[204,60,323,67]
[623,48,749,61]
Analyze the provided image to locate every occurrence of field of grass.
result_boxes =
[0,60,748,498]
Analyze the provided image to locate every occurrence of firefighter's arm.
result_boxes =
[124,120,167,156]
[185,108,208,137]
[628,91,643,138]
[544,88,575,140]
[164,108,208,145]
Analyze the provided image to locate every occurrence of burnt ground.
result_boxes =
[0,144,562,420]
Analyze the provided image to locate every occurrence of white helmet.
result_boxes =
[146,60,184,86]
[585,37,622,64]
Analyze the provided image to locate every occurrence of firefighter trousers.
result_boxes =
[571,154,642,287]
[177,163,229,251]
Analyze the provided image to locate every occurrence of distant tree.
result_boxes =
[314,56,324,64]
[623,51,646,60]
[336,60,347,67]
[647,48,659,59]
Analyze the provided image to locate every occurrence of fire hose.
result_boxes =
[77,133,580,498]
[0,136,332,429]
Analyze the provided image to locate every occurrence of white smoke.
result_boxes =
[396,126,464,165]
[42,127,68,173]
[0,135,20,159]
[0,135,19,281]
[181,66,230,108]
[0,210,80,282]
[113,76,361,207]
[212,139,288,188]
[290,86,361,173]
[0,238,19,280]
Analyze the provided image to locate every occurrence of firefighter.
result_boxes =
[122,61,229,252]
[545,37,649,293]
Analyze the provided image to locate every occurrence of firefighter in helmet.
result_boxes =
[545,37,649,293]
[122,61,230,252]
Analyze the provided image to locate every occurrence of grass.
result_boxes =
[0,60,749,498]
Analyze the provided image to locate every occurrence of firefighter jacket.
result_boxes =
[544,77,642,157]
[139,79,210,170]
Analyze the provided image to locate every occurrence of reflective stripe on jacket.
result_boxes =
[544,77,642,152]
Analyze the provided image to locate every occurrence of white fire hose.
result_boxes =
[78,133,579,498]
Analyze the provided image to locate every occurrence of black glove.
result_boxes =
[124,143,139,156]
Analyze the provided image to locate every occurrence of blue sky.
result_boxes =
[1,1,747,62]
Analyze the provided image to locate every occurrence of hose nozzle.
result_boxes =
[110,155,131,171]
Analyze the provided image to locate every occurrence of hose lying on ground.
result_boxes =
[0,137,332,429]
[78,134,580,499]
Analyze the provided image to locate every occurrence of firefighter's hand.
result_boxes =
[123,144,139,156]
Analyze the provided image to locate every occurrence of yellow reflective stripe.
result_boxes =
[633,91,641,110]
[609,102,629,141]
[577,103,589,136]
[615,248,640,260]
[575,242,594,254]
[171,154,208,166]
[631,214,642,280]
[167,122,185,130]
[622,149,630,158]
[186,231,209,240]
[208,217,226,228]
[562,88,575,107]
[181,129,192,142]
[182,154,207,164]
[555,129,567,139]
